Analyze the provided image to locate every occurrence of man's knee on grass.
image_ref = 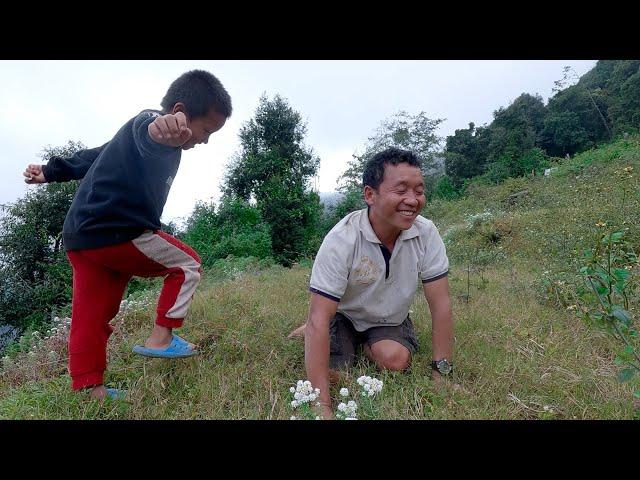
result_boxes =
[367,340,411,371]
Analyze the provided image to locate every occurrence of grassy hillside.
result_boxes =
[1,137,638,419]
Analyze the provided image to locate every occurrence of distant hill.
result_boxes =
[318,191,345,210]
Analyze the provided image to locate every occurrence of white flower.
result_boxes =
[364,384,371,391]
[290,380,320,406]
[290,416,297,420]
[345,417,357,420]
[338,403,347,412]
[291,400,299,408]
[340,388,349,397]
[315,416,321,420]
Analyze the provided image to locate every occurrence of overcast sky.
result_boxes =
[0,60,597,224]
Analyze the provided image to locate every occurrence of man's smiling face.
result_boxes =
[365,162,426,234]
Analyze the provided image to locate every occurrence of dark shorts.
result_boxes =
[329,312,419,370]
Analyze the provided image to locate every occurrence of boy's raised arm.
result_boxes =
[25,144,107,184]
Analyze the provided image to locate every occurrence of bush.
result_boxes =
[432,175,460,200]
[181,197,273,269]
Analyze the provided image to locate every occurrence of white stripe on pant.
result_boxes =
[132,231,201,318]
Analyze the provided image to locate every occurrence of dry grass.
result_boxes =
[0,261,635,419]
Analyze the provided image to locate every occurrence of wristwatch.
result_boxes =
[431,358,453,375]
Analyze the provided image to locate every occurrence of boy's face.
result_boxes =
[173,104,227,150]
[365,162,426,233]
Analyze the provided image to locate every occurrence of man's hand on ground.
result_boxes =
[314,402,335,420]
[287,324,306,339]
[432,371,470,395]
[432,370,443,389]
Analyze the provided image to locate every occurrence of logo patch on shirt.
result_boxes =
[353,256,381,285]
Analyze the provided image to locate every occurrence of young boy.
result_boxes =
[22,70,232,400]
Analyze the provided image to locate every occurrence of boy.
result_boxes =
[23,70,232,400]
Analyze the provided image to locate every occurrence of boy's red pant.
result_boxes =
[66,230,201,390]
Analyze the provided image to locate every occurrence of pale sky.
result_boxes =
[0,60,597,224]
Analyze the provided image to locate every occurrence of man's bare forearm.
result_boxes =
[424,278,454,362]
[304,315,331,406]
[431,304,454,361]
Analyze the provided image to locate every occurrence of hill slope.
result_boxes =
[1,137,638,419]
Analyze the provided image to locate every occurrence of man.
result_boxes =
[291,147,454,419]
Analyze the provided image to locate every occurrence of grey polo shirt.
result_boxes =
[309,208,449,332]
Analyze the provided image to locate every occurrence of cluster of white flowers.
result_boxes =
[288,375,385,420]
[337,400,358,419]
[44,317,71,340]
[289,380,320,409]
[119,295,153,315]
[357,375,383,397]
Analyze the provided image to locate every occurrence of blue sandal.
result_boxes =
[132,334,198,358]
[106,388,127,401]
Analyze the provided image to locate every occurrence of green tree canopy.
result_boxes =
[338,111,444,193]
[223,94,321,266]
[0,141,84,328]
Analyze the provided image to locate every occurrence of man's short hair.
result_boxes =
[161,69,233,119]
[362,147,422,191]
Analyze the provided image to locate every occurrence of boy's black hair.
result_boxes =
[362,147,422,190]
[161,70,232,119]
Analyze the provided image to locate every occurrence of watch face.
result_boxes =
[437,360,452,375]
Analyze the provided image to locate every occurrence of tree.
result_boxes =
[444,123,489,189]
[0,141,84,328]
[223,94,321,266]
[0,141,83,281]
[603,61,640,136]
[338,111,444,194]
[486,93,547,163]
[541,64,615,156]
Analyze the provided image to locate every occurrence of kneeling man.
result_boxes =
[293,147,454,419]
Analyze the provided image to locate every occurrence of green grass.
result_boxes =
[1,137,639,419]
